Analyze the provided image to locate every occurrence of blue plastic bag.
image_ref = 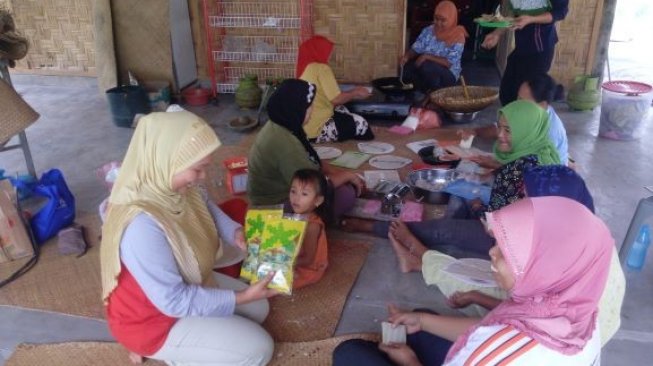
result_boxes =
[30,169,76,244]
[443,179,492,205]
[7,174,38,201]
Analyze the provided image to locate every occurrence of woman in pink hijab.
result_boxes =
[334,196,612,366]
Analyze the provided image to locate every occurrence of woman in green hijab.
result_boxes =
[471,100,560,212]
[341,100,560,263]
[493,100,560,165]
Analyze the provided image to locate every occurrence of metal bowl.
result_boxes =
[446,111,479,124]
[407,168,457,204]
[228,116,258,132]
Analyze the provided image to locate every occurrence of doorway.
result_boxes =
[607,0,653,84]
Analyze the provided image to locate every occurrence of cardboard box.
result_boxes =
[0,180,34,263]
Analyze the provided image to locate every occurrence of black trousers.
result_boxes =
[499,49,555,106]
[333,329,453,366]
[404,59,457,93]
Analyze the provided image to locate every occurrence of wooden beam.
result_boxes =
[585,0,605,75]
[591,0,618,80]
[93,0,117,92]
[188,0,208,80]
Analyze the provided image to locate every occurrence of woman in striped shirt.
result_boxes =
[334,196,612,365]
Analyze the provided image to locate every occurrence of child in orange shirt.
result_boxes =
[289,169,332,289]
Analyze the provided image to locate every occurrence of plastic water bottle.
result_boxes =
[626,224,651,271]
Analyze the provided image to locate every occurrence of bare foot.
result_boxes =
[389,232,422,273]
[340,217,375,233]
[389,221,428,257]
[128,352,144,364]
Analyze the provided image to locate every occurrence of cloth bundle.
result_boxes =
[0,8,29,66]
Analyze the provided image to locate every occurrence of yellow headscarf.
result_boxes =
[100,111,222,303]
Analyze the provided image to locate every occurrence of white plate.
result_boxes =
[315,146,343,160]
[358,142,395,154]
[368,155,412,169]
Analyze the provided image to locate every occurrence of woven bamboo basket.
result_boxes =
[0,78,39,144]
[430,86,499,113]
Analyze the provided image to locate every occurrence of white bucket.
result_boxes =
[599,89,652,140]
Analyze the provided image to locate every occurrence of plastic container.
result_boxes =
[105,86,151,128]
[599,81,652,140]
[620,195,653,264]
[142,80,171,111]
[626,224,651,271]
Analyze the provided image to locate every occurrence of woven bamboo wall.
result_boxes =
[111,0,174,88]
[0,0,96,75]
[311,0,406,82]
[550,0,603,87]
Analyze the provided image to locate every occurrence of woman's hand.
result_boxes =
[447,291,478,309]
[481,31,501,49]
[468,198,485,212]
[378,343,422,366]
[469,155,501,169]
[235,272,279,305]
[347,172,365,196]
[511,15,533,30]
[457,128,476,140]
[233,227,247,252]
[353,86,372,99]
[387,304,422,334]
[400,53,411,66]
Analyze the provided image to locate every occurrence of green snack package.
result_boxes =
[255,215,307,295]
[240,206,284,282]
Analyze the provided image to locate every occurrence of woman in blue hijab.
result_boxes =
[523,165,595,212]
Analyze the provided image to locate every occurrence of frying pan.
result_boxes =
[372,77,415,97]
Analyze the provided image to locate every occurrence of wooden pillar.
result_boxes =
[188,0,209,81]
[93,0,118,93]
[591,0,617,80]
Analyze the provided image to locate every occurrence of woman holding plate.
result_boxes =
[481,0,569,105]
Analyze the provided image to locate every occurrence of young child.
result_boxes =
[289,169,332,289]
[518,73,570,166]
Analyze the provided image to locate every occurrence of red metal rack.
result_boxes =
[202,0,313,97]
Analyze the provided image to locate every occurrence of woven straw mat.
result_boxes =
[263,240,372,342]
[6,334,380,366]
[0,214,104,318]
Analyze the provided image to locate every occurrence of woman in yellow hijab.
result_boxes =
[100,111,277,365]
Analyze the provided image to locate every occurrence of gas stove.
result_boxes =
[346,91,414,121]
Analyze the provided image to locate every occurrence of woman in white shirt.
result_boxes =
[333,196,612,365]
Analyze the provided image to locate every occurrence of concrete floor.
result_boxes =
[1,63,653,365]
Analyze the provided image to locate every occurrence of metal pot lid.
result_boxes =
[602,80,652,95]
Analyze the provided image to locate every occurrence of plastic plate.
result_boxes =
[474,19,512,28]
